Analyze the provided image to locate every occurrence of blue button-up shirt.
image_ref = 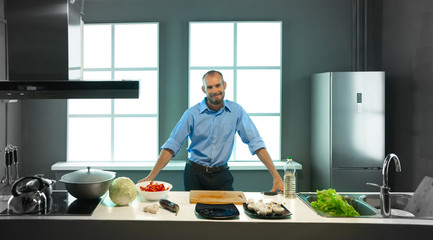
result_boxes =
[162,98,266,167]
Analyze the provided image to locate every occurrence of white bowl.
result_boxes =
[136,181,172,201]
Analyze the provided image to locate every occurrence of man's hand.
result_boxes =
[137,176,153,183]
[271,176,284,192]
[137,149,173,184]
[255,148,285,192]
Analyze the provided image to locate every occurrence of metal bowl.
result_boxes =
[59,167,116,200]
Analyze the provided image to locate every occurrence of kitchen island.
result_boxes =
[0,191,432,240]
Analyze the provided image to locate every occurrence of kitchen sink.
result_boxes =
[359,193,412,210]
[358,193,415,218]
[298,193,378,217]
[298,192,421,218]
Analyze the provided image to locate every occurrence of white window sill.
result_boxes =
[51,160,302,171]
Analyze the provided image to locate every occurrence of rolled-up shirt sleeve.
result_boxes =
[236,107,266,155]
[161,111,192,157]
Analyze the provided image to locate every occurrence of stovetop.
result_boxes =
[0,190,102,216]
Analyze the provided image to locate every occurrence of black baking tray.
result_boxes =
[195,203,240,219]
[243,203,292,219]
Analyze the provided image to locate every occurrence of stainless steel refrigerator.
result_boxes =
[311,72,385,191]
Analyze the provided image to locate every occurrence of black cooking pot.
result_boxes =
[59,167,116,200]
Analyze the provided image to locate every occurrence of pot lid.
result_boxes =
[60,167,116,184]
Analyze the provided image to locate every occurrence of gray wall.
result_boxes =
[79,0,354,191]
[4,0,356,192]
[382,0,433,191]
[0,0,21,183]
[3,0,69,185]
[7,0,432,192]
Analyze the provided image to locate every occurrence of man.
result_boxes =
[138,70,284,191]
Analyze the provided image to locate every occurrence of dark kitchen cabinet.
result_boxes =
[0,0,6,80]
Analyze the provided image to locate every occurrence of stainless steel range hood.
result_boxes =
[0,80,139,99]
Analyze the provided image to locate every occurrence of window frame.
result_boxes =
[188,21,282,162]
[67,22,160,162]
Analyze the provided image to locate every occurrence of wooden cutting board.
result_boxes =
[189,190,247,205]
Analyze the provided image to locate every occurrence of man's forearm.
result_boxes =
[256,148,280,178]
[139,148,173,182]
[255,148,284,191]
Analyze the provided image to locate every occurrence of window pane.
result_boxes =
[68,100,111,114]
[69,22,159,163]
[189,69,234,107]
[68,118,111,161]
[237,22,281,66]
[115,24,158,68]
[235,116,280,161]
[189,21,282,162]
[114,118,158,161]
[114,71,158,114]
[237,69,281,113]
[83,25,112,68]
[83,71,111,80]
[190,23,234,66]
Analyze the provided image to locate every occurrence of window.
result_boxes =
[67,23,159,162]
[189,21,282,161]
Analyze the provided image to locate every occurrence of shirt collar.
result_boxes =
[199,98,231,113]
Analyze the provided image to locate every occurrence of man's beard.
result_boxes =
[208,92,224,105]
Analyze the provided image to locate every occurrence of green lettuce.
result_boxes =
[310,189,360,217]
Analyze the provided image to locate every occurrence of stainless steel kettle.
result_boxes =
[7,176,48,214]
[26,174,56,198]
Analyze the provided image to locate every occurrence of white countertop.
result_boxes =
[3,191,431,226]
[2,191,431,240]
[90,191,433,225]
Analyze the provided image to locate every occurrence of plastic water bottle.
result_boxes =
[284,157,296,199]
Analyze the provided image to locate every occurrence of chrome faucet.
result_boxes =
[367,153,402,217]
[382,153,402,187]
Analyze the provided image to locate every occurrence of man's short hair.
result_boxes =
[202,70,224,83]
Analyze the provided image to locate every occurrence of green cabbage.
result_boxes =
[109,177,137,206]
[310,188,360,217]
